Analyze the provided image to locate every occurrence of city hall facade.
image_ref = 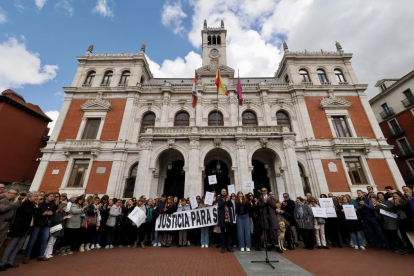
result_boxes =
[31,21,404,198]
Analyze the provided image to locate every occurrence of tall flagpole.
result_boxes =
[194,70,197,126]
[238,69,240,126]
[216,66,219,125]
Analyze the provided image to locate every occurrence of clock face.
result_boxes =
[210,49,219,57]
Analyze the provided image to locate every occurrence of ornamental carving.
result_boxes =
[189,140,200,150]
[320,95,351,110]
[167,139,175,149]
[162,98,171,106]
[283,139,296,149]
[146,100,154,110]
[236,139,246,149]
[214,138,221,148]
[228,97,237,105]
[141,141,152,150]
[260,138,268,148]
[244,99,252,108]
[81,92,112,111]
[260,96,269,105]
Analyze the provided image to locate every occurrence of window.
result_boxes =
[174,111,190,126]
[207,35,211,45]
[82,118,101,139]
[402,89,414,107]
[67,159,89,188]
[217,35,221,44]
[334,69,346,83]
[332,116,351,137]
[398,138,412,155]
[381,103,391,113]
[299,69,310,82]
[84,71,96,86]
[380,83,387,91]
[344,157,367,185]
[276,111,291,131]
[140,112,156,133]
[101,71,113,86]
[208,111,224,126]
[212,36,217,45]
[119,71,130,86]
[408,160,414,171]
[389,119,403,136]
[317,69,328,83]
[285,75,290,83]
[242,111,257,126]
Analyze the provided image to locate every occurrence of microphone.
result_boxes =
[257,190,262,194]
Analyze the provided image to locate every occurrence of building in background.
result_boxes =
[0,89,51,191]
[370,70,414,188]
[30,21,403,198]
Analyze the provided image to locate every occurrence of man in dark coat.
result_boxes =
[0,187,21,248]
[217,188,234,253]
[282,193,298,248]
[259,187,283,253]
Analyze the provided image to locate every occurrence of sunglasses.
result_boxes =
[283,196,288,198]
[261,190,267,192]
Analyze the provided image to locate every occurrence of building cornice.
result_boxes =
[369,70,414,104]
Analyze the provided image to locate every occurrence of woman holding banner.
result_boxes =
[338,196,365,250]
[161,196,176,247]
[308,197,329,249]
[235,192,251,252]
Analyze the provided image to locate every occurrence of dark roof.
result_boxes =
[0,89,52,122]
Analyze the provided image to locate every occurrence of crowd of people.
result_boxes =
[0,182,413,272]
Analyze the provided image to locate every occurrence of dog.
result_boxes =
[278,221,287,250]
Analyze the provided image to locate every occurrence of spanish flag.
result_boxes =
[215,68,228,96]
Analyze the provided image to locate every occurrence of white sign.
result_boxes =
[311,207,327,218]
[208,175,217,185]
[128,207,147,228]
[343,205,358,220]
[204,191,214,206]
[243,181,254,190]
[319,198,337,218]
[52,170,59,175]
[380,209,398,219]
[96,167,106,174]
[227,184,235,195]
[279,192,296,203]
[190,196,198,210]
[155,206,218,231]
[328,162,338,172]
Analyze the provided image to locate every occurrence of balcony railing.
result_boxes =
[338,82,348,85]
[402,96,414,108]
[394,146,414,157]
[388,126,404,137]
[403,171,414,181]
[380,107,395,119]
[144,126,284,136]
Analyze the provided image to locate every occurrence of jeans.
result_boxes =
[200,227,209,246]
[350,231,363,247]
[237,214,251,249]
[1,235,27,265]
[154,231,163,244]
[106,226,116,245]
[363,217,390,247]
[25,226,50,258]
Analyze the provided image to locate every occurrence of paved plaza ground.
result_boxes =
[2,246,414,276]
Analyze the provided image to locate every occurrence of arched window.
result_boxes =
[83,71,96,86]
[174,111,190,126]
[140,112,155,133]
[124,163,138,198]
[242,111,257,126]
[299,163,311,195]
[119,71,130,86]
[101,71,113,86]
[208,111,224,126]
[140,76,145,84]
[276,111,291,131]
[212,35,217,45]
[299,69,310,82]
[317,69,328,83]
[334,69,346,83]
[207,35,212,45]
[217,35,221,45]
[285,75,290,83]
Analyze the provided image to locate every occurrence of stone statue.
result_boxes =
[140,43,146,53]
[221,20,224,28]
[335,41,343,52]
[283,41,288,52]
[204,19,207,28]
[86,44,94,55]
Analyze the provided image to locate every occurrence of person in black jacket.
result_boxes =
[218,188,234,253]
[0,192,37,271]
[235,191,251,251]
[24,192,56,263]
[281,193,298,248]
[96,195,110,248]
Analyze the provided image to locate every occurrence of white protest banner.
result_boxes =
[208,175,217,185]
[311,207,327,218]
[155,206,218,231]
[128,207,147,227]
[243,181,254,190]
[380,209,398,219]
[319,198,337,218]
[279,192,296,203]
[228,184,235,195]
[343,205,358,220]
[190,196,198,210]
[204,191,214,205]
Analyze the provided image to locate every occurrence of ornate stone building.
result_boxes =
[30,21,403,198]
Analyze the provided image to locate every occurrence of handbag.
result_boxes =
[50,224,63,234]
[87,214,97,227]
[81,212,88,229]
[316,217,326,224]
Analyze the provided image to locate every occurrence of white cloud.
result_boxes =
[146,51,202,78]
[0,37,59,91]
[45,110,59,134]
[0,7,7,24]
[55,0,74,17]
[35,0,47,10]
[54,91,64,96]
[162,1,187,34]
[92,0,113,18]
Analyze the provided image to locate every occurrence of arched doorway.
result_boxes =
[299,164,311,195]
[124,163,138,198]
[204,160,230,195]
[251,148,279,198]
[164,160,185,198]
[251,160,271,198]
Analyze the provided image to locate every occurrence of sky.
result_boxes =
[1,0,414,133]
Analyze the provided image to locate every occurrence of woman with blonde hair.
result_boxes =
[45,203,71,257]
[161,196,176,247]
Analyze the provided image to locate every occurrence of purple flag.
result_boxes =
[237,71,243,106]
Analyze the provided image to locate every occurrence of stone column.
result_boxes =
[235,136,251,193]
[118,92,137,141]
[185,137,201,197]
[195,91,203,126]
[228,91,238,126]
[161,91,171,127]
[49,93,74,142]
[30,151,53,191]
[259,85,271,126]
[306,149,330,196]
[106,152,128,198]
[283,137,304,197]
[134,140,153,197]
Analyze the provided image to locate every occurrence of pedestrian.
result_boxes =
[338,196,365,250]
[144,199,155,246]
[218,188,234,253]
[308,197,329,249]
[161,196,176,247]
[105,199,122,249]
[89,197,102,249]
[393,190,414,248]
[177,198,190,247]
[281,193,299,248]
[124,199,136,247]
[96,195,110,248]
[294,197,314,250]
[65,196,88,253]
[44,203,71,258]
[0,187,21,248]
[235,191,251,252]
[154,194,167,246]
[135,199,147,248]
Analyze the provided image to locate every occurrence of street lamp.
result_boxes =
[216,161,221,170]
[167,161,172,170]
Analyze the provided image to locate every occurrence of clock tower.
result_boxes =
[201,19,227,67]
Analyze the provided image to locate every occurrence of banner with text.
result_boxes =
[155,206,218,231]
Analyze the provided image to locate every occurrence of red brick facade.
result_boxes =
[85,161,113,194]
[39,161,68,192]
[366,159,396,190]
[321,159,350,192]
